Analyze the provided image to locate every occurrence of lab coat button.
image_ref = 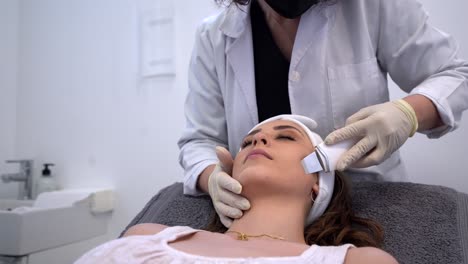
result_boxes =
[290,71,301,82]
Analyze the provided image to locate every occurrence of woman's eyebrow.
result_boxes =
[243,125,305,139]
[274,125,305,137]
[246,128,261,137]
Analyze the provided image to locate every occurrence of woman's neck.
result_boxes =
[226,196,308,244]
[257,0,300,26]
[256,0,300,61]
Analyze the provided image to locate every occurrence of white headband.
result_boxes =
[246,114,335,226]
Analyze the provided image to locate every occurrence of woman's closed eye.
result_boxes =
[277,135,295,141]
[241,140,252,149]
[241,134,296,148]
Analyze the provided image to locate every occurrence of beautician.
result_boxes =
[178,0,468,227]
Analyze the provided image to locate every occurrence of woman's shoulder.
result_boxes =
[343,0,422,10]
[122,223,169,237]
[345,247,398,264]
[338,0,425,24]
[197,8,229,36]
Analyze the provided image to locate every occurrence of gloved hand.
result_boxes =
[208,146,251,227]
[324,100,418,171]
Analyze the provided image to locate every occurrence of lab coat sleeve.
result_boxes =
[177,23,228,196]
[376,0,468,138]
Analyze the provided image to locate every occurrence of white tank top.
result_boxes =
[75,226,354,264]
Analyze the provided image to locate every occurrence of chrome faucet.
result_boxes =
[1,160,34,200]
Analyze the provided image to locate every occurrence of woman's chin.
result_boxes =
[236,167,276,191]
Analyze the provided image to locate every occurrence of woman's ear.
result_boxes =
[312,180,319,197]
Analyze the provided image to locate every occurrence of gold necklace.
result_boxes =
[226,230,285,241]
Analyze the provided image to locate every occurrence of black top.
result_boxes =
[251,0,292,122]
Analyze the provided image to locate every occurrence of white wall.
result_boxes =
[390,0,468,192]
[12,0,219,262]
[0,0,20,198]
[0,0,467,262]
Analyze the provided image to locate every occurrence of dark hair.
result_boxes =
[204,171,384,248]
[215,0,250,6]
[214,0,334,7]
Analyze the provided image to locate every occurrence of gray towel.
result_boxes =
[122,182,468,264]
[459,193,468,264]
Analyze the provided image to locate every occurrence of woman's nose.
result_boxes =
[252,132,269,146]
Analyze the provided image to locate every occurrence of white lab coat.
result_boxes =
[178,0,468,195]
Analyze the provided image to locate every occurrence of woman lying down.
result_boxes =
[76,115,398,264]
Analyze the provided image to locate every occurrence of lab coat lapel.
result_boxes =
[223,5,258,125]
[291,5,336,70]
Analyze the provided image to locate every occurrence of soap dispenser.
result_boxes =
[37,163,59,194]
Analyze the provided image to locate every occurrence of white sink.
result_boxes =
[0,199,34,211]
[0,189,114,256]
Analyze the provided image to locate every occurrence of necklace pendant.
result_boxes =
[238,233,249,241]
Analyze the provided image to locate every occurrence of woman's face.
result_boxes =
[232,119,318,198]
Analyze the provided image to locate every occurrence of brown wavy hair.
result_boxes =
[204,171,384,248]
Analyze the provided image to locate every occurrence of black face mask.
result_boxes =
[264,0,319,19]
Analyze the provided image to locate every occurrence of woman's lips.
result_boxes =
[245,149,273,162]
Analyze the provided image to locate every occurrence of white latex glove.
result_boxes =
[208,146,251,227]
[324,100,418,171]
